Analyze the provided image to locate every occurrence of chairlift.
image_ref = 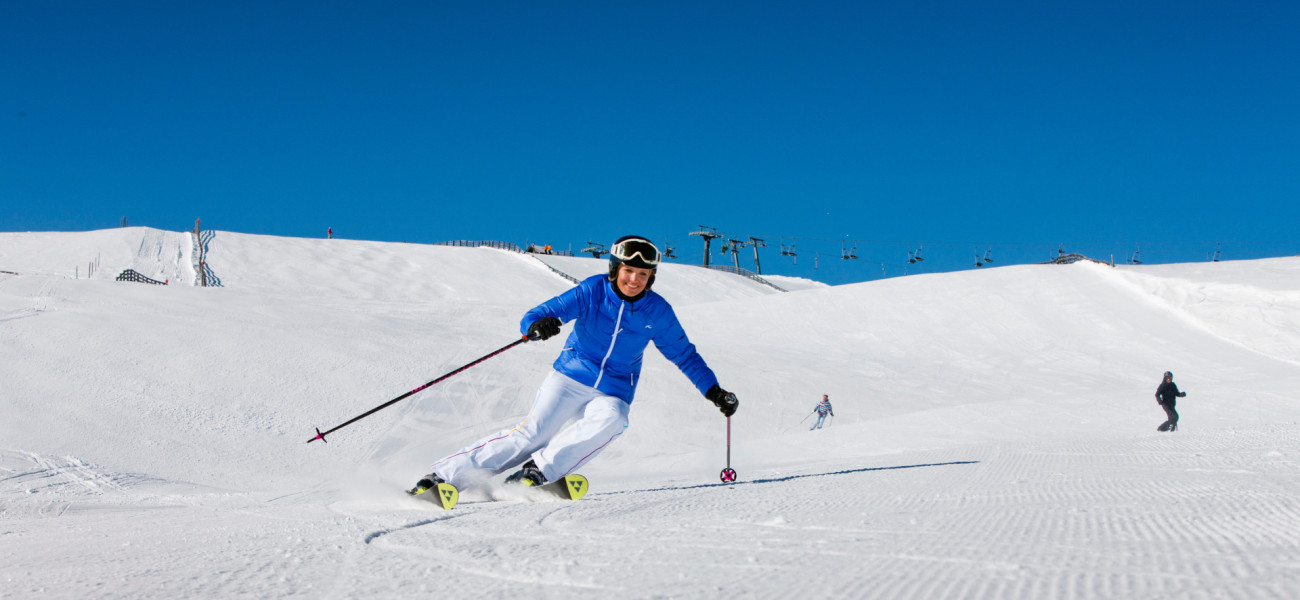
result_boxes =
[1129,245,1142,265]
[655,236,676,259]
[975,250,984,268]
[580,241,606,258]
[842,242,859,260]
[1210,243,1222,262]
[982,247,994,265]
[780,241,798,265]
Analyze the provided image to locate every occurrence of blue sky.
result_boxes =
[3,1,1298,284]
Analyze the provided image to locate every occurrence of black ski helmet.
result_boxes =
[608,235,660,291]
[1164,371,1174,379]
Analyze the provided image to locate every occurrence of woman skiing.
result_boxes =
[1155,371,1187,432]
[811,394,834,430]
[411,235,739,494]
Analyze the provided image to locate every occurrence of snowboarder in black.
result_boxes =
[1155,371,1187,432]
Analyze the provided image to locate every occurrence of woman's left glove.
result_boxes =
[706,385,739,417]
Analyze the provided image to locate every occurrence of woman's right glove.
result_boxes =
[527,317,562,341]
[706,385,739,417]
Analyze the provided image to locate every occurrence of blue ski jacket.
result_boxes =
[520,274,719,404]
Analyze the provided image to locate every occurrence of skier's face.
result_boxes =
[616,265,652,297]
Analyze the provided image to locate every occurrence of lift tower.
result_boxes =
[690,226,722,268]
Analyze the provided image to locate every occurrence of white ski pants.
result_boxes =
[431,371,630,488]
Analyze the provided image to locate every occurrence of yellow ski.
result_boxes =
[408,481,459,510]
[546,474,588,501]
[432,482,459,509]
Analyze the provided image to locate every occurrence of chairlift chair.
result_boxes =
[581,241,607,258]
[661,238,676,260]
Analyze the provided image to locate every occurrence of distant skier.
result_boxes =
[327,227,333,239]
[1155,371,1187,432]
[811,394,834,430]
[410,235,739,495]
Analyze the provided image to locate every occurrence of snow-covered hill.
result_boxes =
[2,228,1298,599]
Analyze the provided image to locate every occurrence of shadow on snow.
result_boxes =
[600,460,981,497]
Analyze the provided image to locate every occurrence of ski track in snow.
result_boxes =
[0,276,57,323]
[325,428,1300,600]
[3,229,1300,599]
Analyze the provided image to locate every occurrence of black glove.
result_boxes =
[706,385,739,417]
[527,317,562,341]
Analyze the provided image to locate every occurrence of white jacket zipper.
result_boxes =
[593,302,625,389]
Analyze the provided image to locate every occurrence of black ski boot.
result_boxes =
[407,473,446,496]
[505,459,547,487]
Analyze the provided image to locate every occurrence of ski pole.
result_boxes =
[307,336,530,444]
[799,410,816,424]
[720,416,737,483]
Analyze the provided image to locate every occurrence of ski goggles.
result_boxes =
[610,238,661,267]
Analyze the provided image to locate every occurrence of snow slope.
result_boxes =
[2,228,1298,599]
